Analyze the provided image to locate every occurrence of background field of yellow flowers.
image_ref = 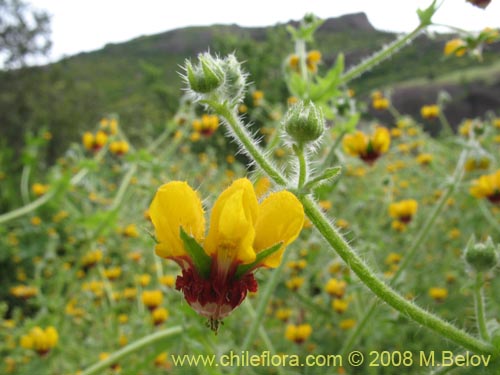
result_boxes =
[1,1,500,374]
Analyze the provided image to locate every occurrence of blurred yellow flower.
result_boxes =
[20,326,58,356]
[470,170,500,203]
[285,323,312,344]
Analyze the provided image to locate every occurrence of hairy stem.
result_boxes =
[475,272,490,341]
[212,100,496,355]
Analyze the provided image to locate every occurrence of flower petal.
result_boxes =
[149,181,205,259]
[254,191,304,268]
[205,178,258,265]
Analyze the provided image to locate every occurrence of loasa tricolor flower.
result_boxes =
[149,178,304,331]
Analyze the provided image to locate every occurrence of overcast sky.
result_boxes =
[31,0,500,63]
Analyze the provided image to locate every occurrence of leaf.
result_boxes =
[235,242,283,278]
[180,227,211,278]
[304,166,342,190]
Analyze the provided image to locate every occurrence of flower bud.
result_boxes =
[464,236,498,272]
[185,53,224,94]
[284,101,325,145]
[221,54,247,104]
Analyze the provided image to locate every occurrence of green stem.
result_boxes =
[205,101,287,187]
[478,200,500,234]
[323,131,345,167]
[80,326,183,375]
[212,100,495,354]
[300,194,494,354]
[438,111,454,136]
[0,148,106,225]
[295,144,307,188]
[475,272,490,341]
[295,38,309,86]
[339,25,425,85]
[340,149,468,355]
[20,165,31,205]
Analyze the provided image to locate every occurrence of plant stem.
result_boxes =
[474,272,490,341]
[213,100,496,355]
[80,326,183,375]
[0,148,106,225]
[340,149,468,355]
[339,25,425,85]
[206,101,287,187]
[296,144,307,188]
[300,194,494,354]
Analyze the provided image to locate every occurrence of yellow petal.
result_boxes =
[205,178,258,265]
[254,191,304,268]
[149,181,205,259]
[371,127,390,154]
[343,131,367,156]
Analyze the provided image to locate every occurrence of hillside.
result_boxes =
[1,12,500,159]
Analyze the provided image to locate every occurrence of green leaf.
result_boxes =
[235,242,283,278]
[417,0,438,27]
[180,227,212,278]
[304,166,342,191]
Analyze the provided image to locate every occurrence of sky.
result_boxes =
[30,0,500,63]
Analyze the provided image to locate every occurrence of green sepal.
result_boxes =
[304,166,342,191]
[235,242,283,279]
[180,227,212,278]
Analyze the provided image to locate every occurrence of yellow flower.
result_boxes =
[193,114,219,136]
[151,307,169,326]
[343,127,390,165]
[339,319,356,330]
[332,299,349,314]
[20,326,58,356]
[444,39,467,57]
[142,290,163,311]
[109,140,130,156]
[465,157,490,172]
[416,153,433,166]
[275,308,292,322]
[149,178,304,326]
[306,50,322,72]
[389,199,418,223]
[372,97,390,110]
[288,54,300,71]
[429,287,448,302]
[160,275,176,287]
[286,276,305,291]
[252,90,264,106]
[10,285,38,299]
[82,131,107,151]
[81,249,103,270]
[103,267,122,281]
[420,105,440,120]
[285,323,312,344]
[470,170,500,203]
[325,278,347,298]
[122,224,139,238]
[32,183,49,197]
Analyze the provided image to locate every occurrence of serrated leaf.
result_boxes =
[235,242,283,278]
[180,227,211,278]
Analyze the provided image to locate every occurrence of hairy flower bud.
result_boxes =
[221,54,247,104]
[464,236,498,272]
[185,53,224,94]
[284,101,325,145]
